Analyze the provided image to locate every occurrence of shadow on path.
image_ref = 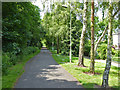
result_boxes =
[14,48,83,88]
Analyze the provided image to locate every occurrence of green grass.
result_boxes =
[51,50,119,88]
[2,50,40,88]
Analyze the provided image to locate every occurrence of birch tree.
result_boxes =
[78,0,88,66]
[102,0,113,87]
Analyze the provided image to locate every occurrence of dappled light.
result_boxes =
[14,49,83,88]
[2,0,119,89]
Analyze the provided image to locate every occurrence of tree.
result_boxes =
[94,8,120,56]
[2,2,43,53]
[90,0,95,73]
[2,2,43,74]
[102,0,113,87]
[78,0,88,66]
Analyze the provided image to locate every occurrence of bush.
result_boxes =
[112,49,120,62]
[84,45,91,56]
[96,44,120,60]
[37,42,43,49]
[22,47,39,55]
[2,46,40,75]
[2,53,11,75]
[96,44,107,60]
[84,40,91,56]
[112,49,120,57]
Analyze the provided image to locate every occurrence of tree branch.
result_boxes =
[94,8,120,56]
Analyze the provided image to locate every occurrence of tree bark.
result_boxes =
[94,25,108,56]
[78,0,88,66]
[90,0,95,73]
[102,1,113,87]
[57,36,59,54]
[94,8,119,56]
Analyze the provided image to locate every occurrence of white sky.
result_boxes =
[32,0,103,20]
[32,0,45,19]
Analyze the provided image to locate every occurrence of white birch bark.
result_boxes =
[102,0,113,87]
[78,0,88,66]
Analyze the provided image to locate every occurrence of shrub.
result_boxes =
[112,49,120,62]
[22,47,39,55]
[96,44,107,60]
[2,46,40,75]
[112,49,120,57]
[2,53,11,75]
[96,44,120,60]
[84,40,91,56]
[84,45,91,56]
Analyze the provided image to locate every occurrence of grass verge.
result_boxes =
[51,50,119,88]
[2,49,40,88]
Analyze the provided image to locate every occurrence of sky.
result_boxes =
[32,0,44,19]
[32,0,103,20]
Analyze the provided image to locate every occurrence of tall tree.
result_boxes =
[102,0,113,87]
[90,0,95,73]
[78,0,88,66]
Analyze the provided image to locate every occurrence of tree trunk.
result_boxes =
[78,0,88,66]
[52,36,54,51]
[59,36,61,53]
[90,0,95,73]
[102,1,113,87]
[94,25,108,56]
[57,36,59,54]
[94,8,119,56]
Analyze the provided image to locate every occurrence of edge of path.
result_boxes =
[13,52,41,88]
[48,49,84,87]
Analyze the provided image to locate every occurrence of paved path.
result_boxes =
[84,56,120,67]
[95,59,120,67]
[14,48,83,88]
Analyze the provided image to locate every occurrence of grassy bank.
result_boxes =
[2,49,40,88]
[51,50,119,88]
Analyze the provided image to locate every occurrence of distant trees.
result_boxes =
[43,2,83,56]
[43,1,119,59]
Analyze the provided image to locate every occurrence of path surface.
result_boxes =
[95,59,120,67]
[84,56,120,67]
[14,48,83,88]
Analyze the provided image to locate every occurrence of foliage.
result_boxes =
[42,1,119,58]
[96,43,120,61]
[2,48,40,88]
[84,40,91,56]
[2,2,43,53]
[2,2,44,75]
[2,1,119,88]
[2,47,40,75]
[43,2,87,56]
[112,49,120,62]
[96,44,107,60]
